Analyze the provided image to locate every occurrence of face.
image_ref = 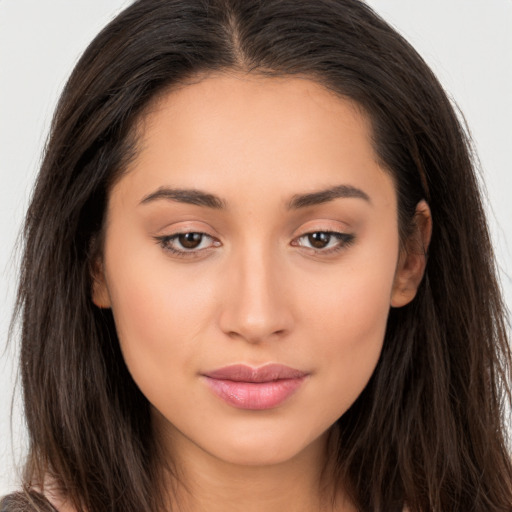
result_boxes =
[93,74,424,468]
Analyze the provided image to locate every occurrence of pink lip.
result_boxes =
[202,364,308,410]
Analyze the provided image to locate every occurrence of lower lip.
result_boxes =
[203,377,306,410]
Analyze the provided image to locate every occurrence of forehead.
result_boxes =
[114,73,394,210]
[138,73,372,156]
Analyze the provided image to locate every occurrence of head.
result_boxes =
[18,1,511,511]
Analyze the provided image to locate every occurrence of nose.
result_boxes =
[218,244,294,344]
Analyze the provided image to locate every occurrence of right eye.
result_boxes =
[154,232,220,257]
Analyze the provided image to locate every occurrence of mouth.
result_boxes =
[202,364,309,410]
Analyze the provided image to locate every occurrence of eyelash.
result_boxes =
[154,233,220,258]
[292,231,355,254]
[154,230,355,258]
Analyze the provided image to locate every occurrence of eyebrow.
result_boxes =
[140,187,226,209]
[287,185,371,209]
[139,184,371,210]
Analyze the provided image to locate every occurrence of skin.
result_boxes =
[92,73,431,512]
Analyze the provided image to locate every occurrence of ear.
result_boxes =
[91,257,112,309]
[391,200,432,308]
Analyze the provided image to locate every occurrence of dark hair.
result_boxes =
[14,0,512,510]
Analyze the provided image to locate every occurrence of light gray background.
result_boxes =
[1,0,511,496]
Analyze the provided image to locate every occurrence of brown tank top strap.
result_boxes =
[0,491,59,512]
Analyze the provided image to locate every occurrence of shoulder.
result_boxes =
[0,492,59,512]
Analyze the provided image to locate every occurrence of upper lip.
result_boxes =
[203,364,308,383]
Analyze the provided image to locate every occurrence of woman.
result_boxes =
[2,0,511,510]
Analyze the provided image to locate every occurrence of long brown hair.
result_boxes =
[13,0,512,510]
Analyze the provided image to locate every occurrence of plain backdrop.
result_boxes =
[1,0,511,496]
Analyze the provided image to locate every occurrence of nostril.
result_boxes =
[225,327,288,344]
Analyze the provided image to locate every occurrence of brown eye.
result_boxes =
[178,233,203,249]
[292,230,355,254]
[155,231,220,257]
[307,232,331,249]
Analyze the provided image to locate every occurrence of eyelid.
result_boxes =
[153,229,221,259]
[290,220,356,255]
[292,218,352,233]
[292,230,355,253]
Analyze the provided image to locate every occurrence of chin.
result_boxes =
[200,422,330,468]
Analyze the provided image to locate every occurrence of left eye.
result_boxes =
[293,231,354,251]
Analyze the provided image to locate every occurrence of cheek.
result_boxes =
[103,242,218,396]
[298,242,398,411]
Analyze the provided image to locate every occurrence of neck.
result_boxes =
[157,425,354,512]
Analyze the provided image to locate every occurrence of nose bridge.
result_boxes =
[219,237,292,343]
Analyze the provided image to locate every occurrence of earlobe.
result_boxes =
[391,200,432,308]
[91,258,112,309]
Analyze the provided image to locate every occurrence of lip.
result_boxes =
[202,364,308,410]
